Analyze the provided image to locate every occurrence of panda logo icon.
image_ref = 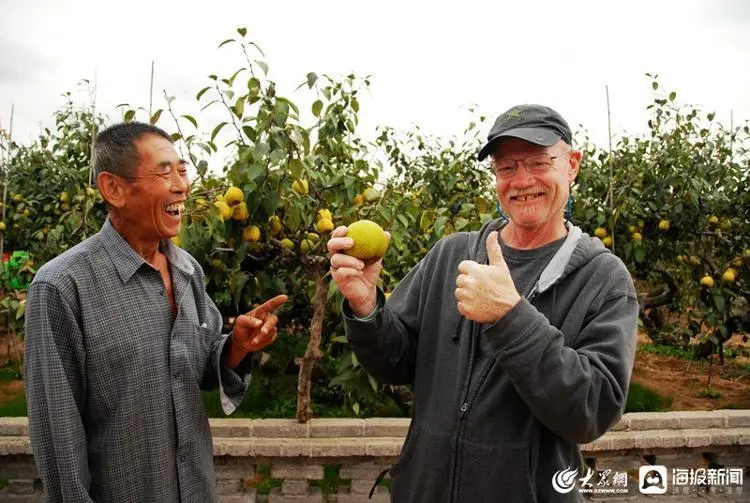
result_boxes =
[639,465,667,494]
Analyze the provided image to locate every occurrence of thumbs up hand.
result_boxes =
[455,231,522,324]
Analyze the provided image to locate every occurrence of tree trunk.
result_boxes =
[296,270,326,423]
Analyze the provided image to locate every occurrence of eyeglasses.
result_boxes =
[491,153,562,179]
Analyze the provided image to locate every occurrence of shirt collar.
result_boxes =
[100,218,194,283]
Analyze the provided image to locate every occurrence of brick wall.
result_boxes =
[1,411,749,502]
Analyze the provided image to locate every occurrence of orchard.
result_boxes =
[1,29,748,420]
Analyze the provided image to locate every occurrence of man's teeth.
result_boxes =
[165,202,185,214]
[515,194,541,201]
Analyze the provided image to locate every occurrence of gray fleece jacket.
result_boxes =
[343,219,639,503]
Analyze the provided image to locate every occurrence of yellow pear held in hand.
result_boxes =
[345,220,389,260]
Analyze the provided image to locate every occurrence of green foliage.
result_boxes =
[625,381,673,412]
[696,387,722,399]
[638,343,695,361]
[0,391,27,417]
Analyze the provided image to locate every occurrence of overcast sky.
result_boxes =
[1,0,749,163]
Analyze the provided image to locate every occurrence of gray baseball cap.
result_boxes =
[478,104,573,161]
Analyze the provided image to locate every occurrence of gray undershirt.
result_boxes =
[500,236,566,298]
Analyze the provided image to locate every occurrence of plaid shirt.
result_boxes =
[24,218,251,502]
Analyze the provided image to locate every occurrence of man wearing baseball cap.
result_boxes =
[328,104,638,502]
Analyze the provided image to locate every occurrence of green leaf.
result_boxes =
[16,300,26,320]
[124,109,135,122]
[652,81,659,90]
[149,109,162,125]
[288,159,304,179]
[420,211,434,232]
[634,247,646,263]
[306,72,318,88]
[234,97,245,118]
[668,91,676,101]
[182,115,198,128]
[253,141,270,160]
[247,77,261,95]
[368,374,378,392]
[262,191,279,215]
[274,100,290,126]
[713,294,725,312]
[248,163,265,181]
[235,241,249,263]
[196,87,211,101]
[197,160,208,178]
[237,27,247,37]
[242,125,257,142]
[269,149,286,165]
[232,272,251,311]
[211,122,228,142]
[218,38,234,48]
[256,60,269,75]
[312,100,323,118]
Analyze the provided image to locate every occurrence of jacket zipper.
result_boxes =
[448,320,497,502]
[449,290,542,502]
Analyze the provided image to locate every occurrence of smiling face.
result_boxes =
[118,133,189,242]
[491,137,581,233]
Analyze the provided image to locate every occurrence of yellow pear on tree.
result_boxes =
[344,220,389,260]
[700,275,714,289]
[722,268,737,284]
[316,218,334,234]
[292,179,309,196]
[363,187,380,202]
[317,209,332,222]
[243,225,261,242]
[594,227,608,239]
[353,194,365,206]
[214,201,232,220]
[269,215,283,235]
[280,238,295,250]
[232,202,249,221]
[658,219,670,231]
[225,186,244,206]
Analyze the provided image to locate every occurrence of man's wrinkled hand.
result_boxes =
[455,231,521,324]
[226,294,288,368]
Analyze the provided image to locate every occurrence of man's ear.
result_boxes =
[96,172,127,209]
[568,150,582,182]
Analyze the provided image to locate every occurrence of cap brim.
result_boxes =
[478,127,562,161]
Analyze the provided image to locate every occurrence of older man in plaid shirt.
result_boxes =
[23,122,287,502]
